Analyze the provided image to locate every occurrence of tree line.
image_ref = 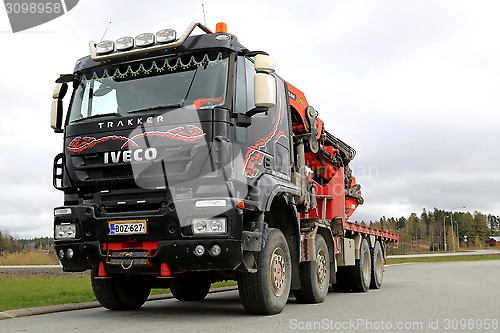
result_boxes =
[369,208,499,254]
[0,231,54,254]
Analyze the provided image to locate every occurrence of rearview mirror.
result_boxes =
[254,54,276,108]
[51,82,68,133]
[254,73,276,108]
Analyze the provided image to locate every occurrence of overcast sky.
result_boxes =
[0,0,499,238]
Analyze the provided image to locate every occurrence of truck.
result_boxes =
[51,21,398,315]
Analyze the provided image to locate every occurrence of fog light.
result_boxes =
[96,40,114,54]
[66,248,74,259]
[194,245,205,257]
[115,36,134,51]
[135,33,155,47]
[156,29,176,43]
[58,249,65,260]
[209,244,221,256]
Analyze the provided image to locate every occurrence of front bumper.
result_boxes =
[56,238,243,274]
[54,198,246,275]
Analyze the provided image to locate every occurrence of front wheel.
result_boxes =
[238,228,292,315]
[91,267,151,310]
[293,234,330,303]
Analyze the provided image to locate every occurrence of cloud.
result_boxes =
[328,0,462,77]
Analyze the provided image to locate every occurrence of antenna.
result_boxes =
[202,4,207,27]
[100,21,112,42]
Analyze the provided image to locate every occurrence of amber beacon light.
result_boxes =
[216,22,227,33]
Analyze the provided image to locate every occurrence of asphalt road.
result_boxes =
[1,260,500,333]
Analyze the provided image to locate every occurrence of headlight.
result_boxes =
[192,218,227,235]
[55,223,77,239]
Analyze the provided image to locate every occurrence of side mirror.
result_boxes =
[236,106,269,127]
[51,82,68,133]
[254,54,276,108]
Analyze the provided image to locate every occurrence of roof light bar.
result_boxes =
[90,20,213,61]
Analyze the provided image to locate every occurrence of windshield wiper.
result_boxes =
[128,102,185,114]
[73,112,122,123]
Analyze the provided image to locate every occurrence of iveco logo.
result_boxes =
[104,148,157,164]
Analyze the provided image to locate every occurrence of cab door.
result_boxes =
[235,56,291,180]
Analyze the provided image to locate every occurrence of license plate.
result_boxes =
[108,220,147,235]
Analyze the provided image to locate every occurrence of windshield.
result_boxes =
[68,50,229,123]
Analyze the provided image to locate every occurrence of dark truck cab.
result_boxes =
[51,21,297,312]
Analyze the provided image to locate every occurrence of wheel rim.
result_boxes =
[270,247,286,297]
[362,249,371,285]
[316,248,327,287]
[375,250,383,282]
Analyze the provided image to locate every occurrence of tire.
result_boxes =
[238,228,292,315]
[347,238,371,292]
[91,268,151,310]
[293,234,330,303]
[370,241,384,289]
[170,274,211,301]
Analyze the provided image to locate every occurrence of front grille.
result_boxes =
[96,188,171,216]
[103,166,134,179]
[72,144,202,183]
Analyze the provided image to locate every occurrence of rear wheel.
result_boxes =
[91,267,151,310]
[370,241,384,289]
[347,238,371,292]
[293,234,330,303]
[170,274,212,301]
[238,228,291,315]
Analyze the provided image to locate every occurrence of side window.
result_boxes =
[235,56,247,114]
[245,57,256,111]
[235,56,258,114]
[235,56,273,144]
[274,78,291,176]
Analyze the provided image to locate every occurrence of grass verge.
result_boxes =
[0,275,237,312]
[0,276,94,312]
